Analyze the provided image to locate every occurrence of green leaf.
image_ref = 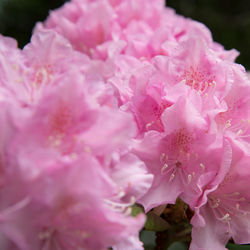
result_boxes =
[131,204,144,217]
[169,242,188,250]
[140,231,156,250]
[227,244,250,250]
[145,212,170,232]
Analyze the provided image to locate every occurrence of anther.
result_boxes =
[169,173,175,181]
[200,163,205,170]
[188,174,192,184]
[161,163,168,174]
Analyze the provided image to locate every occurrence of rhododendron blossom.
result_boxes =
[0,30,153,249]
[1,0,250,249]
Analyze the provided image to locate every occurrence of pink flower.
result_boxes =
[190,139,250,250]
[214,65,250,153]
[0,32,153,249]
[188,65,250,250]
[5,61,137,177]
[154,36,236,101]
[110,153,153,202]
[35,0,237,61]
[1,0,250,249]
[35,0,163,59]
[109,34,243,216]
[0,154,145,250]
[106,35,235,138]
[0,30,92,105]
[133,97,226,211]
[0,35,27,102]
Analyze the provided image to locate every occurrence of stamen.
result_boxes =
[117,188,126,199]
[225,119,232,129]
[169,173,175,181]
[124,207,132,216]
[1,198,30,217]
[200,163,205,170]
[161,163,169,175]
[237,129,243,136]
[146,122,154,130]
[223,192,240,197]
[160,153,166,163]
[211,198,220,208]
[187,174,192,184]
[103,196,136,214]
[182,66,215,96]
[70,153,78,160]
[39,229,53,240]
[84,146,91,153]
[220,213,231,222]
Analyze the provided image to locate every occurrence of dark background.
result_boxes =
[0,0,250,69]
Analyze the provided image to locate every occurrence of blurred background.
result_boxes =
[0,0,250,69]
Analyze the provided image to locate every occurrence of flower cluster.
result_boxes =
[0,0,250,249]
[0,30,153,249]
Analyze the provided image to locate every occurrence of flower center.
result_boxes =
[182,66,216,96]
[48,102,73,148]
[32,64,54,88]
[209,192,250,234]
[160,128,199,183]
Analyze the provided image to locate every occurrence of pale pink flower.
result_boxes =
[0,154,145,250]
[0,30,91,105]
[1,0,250,249]
[4,67,138,179]
[35,0,238,62]
[190,140,250,250]
[107,34,243,214]
[107,35,235,137]
[154,36,236,100]
[35,0,164,59]
[0,31,153,249]
[214,65,250,153]
[133,97,227,211]
[0,35,27,102]
[110,153,153,202]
